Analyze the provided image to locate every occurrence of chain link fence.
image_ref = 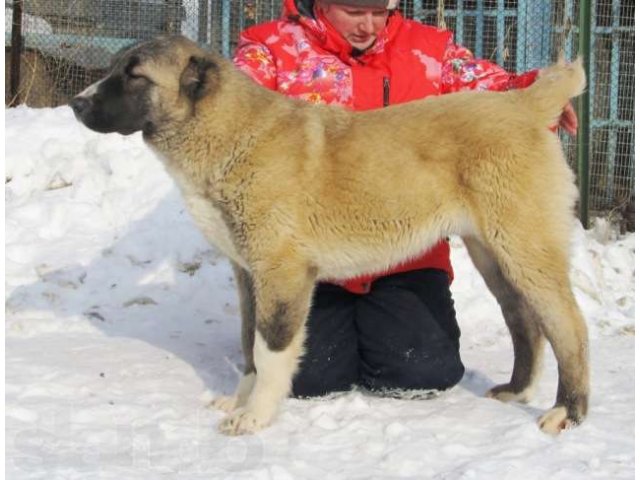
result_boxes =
[5,0,635,228]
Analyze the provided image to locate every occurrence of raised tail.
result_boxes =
[519,56,586,126]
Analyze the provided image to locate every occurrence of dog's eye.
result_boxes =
[124,60,149,82]
[125,67,145,81]
[125,71,152,87]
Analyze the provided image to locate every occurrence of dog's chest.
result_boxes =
[168,167,248,269]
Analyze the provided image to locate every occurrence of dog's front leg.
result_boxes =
[218,257,316,435]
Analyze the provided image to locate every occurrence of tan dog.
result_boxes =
[70,36,589,436]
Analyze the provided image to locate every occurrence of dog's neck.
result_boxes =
[146,58,343,194]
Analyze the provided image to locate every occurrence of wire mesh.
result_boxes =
[5,0,635,226]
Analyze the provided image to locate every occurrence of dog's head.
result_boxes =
[70,36,219,137]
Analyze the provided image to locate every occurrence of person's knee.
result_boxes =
[409,349,465,390]
[357,269,465,393]
[290,337,359,397]
[291,336,359,397]
[291,283,360,398]
[360,346,465,393]
[291,364,358,398]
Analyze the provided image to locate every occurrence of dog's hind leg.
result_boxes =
[211,263,257,413]
[532,287,589,434]
[218,253,316,435]
[463,237,545,403]
[475,232,589,435]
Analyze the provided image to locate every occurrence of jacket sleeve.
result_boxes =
[233,33,278,90]
[440,40,539,94]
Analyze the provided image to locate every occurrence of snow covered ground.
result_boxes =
[5,106,635,479]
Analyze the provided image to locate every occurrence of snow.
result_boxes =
[5,105,635,479]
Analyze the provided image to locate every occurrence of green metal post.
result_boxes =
[577,0,591,228]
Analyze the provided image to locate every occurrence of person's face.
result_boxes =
[319,3,390,50]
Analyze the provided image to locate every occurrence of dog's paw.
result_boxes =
[537,406,575,435]
[218,408,271,436]
[210,395,239,413]
[486,383,533,404]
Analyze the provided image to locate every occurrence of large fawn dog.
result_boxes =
[71,36,589,436]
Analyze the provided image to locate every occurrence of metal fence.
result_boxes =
[5,0,635,228]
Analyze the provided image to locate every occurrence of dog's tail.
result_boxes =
[520,56,586,126]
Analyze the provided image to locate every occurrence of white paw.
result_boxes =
[210,395,238,413]
[538,406,571,435]
[218,407,272,436]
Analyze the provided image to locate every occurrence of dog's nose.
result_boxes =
[69,97,90,116]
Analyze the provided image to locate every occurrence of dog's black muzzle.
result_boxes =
[69,95,111,133]
[69,96,90,117]
[69,92,146,136]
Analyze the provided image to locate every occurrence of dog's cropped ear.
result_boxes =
[180,56,218,102]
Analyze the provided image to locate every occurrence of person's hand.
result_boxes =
[559,102,578,136]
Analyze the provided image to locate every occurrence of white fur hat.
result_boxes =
[325,0,399,9]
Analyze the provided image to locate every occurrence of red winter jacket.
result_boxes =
[233,0,538,294]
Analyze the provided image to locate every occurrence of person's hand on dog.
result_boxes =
[559,103,578,136]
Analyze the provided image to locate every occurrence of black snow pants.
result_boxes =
[291,269,465,397]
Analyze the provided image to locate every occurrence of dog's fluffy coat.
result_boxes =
[71,36,589,436]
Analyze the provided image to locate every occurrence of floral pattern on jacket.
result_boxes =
[234,3,537,108]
